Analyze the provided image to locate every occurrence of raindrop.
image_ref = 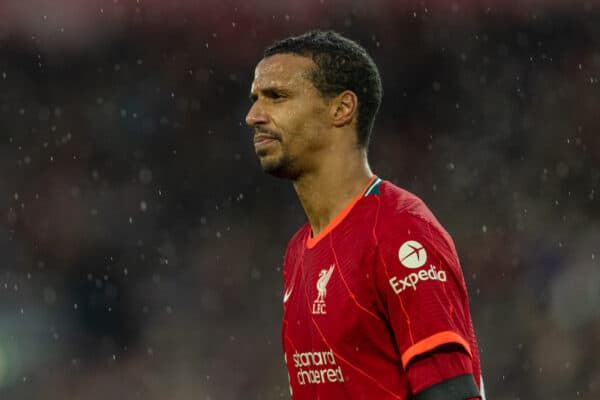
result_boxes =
[139,168,153,184]
[556,162,569,178]
[43,287,57,304]
[251,268,261,280]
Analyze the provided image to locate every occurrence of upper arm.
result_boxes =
[373,214,474,368]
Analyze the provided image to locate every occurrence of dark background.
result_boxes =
[0,1,598,399]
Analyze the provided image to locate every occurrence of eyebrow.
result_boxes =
[249,86,291,102]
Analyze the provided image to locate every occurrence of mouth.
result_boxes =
[254,134,280,149]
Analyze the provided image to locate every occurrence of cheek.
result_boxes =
[301,108,329,145]
[276,102,328,149]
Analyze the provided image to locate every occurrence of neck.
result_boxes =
[293,149,373,238]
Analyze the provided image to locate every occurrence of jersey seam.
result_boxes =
[373,198,416,346]
[422,218,456,321]
[309,316,404,399]
[328,234,384,322]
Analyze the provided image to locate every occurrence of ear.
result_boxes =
[330,90,358,128]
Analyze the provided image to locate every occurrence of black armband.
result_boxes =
[415,373,480,400]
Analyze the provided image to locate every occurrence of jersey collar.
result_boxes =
[306,175,379,249]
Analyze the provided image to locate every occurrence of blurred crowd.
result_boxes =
[0,1,598,399]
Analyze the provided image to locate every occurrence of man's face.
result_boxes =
[245,54,330,179]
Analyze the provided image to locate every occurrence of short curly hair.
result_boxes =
[264,30,383,148]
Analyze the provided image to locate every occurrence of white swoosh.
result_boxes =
[283,286,294,303]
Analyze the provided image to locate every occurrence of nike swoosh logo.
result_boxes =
[283,286,294,303]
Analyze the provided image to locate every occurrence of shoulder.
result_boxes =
[283,223,310,260]
[374,181,457,257]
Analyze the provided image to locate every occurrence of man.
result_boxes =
[246,30,485,400]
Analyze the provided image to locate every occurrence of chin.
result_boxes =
[260,156,299,180]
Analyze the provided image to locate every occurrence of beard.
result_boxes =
[258,150,301,180]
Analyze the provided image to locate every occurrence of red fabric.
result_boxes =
[281,179,482,399]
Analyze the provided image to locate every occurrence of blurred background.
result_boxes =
[0,0,598,399]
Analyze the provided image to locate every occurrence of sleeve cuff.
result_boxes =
[415,374,481,400]
[401,331,472,368]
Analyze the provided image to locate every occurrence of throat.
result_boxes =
[296,173,376,242]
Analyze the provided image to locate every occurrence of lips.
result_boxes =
[253,134,279,144]
[253,133,280,152]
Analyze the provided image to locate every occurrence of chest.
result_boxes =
[282,239,383,345]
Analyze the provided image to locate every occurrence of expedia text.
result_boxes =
[389,265,447,294]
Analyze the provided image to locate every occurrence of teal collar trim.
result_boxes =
[364,177,382,196]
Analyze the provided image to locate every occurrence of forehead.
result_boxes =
[251,53,315,91]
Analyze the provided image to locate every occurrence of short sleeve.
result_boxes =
[374,214,473,369]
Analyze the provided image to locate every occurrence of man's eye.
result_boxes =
[268,91,287,101]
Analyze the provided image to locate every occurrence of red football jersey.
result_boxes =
[281,176,484,399]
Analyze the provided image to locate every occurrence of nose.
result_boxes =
[245,101,268,127]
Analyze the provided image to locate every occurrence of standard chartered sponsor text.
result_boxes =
[292,350,344,385]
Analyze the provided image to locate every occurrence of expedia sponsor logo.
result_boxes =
[388,265,447,294]
[292,350,345,385]
[398,240,427,269]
